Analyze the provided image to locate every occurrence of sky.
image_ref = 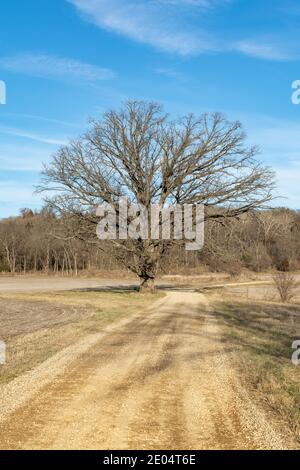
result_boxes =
[0,0,300,218]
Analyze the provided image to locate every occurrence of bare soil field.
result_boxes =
[0,281,299,450]
[0,289,162,384]
[0,298,90,338]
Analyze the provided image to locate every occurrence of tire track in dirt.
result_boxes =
[0,292,293,449]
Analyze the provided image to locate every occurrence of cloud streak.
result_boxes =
[68,0,218,56]
[0,54,115,83]
[68,0,295,61]
[0,144,52,172]
[233,39,295,61]
[0,125,67,146]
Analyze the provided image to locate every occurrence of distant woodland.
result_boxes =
[0,207,299,276]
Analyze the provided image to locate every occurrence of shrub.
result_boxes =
[273,272,298,303]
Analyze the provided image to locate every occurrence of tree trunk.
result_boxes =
[139,277,156,293]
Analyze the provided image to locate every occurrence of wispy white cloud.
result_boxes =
[68,0,218,56]
[233,39,295,61]
[1,111,84,129]
[155,0,221,7]
[68,0,295,61]
[0,54,115,82]
[0,125,67,146]
[0,144,53,171]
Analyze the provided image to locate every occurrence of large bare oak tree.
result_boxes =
[39,101,275,291]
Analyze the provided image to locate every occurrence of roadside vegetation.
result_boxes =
[273,272,299,303]
[212,296,300,442]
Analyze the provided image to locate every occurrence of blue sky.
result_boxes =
[0,0,300,217]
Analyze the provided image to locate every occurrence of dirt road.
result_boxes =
[0,292,291,450]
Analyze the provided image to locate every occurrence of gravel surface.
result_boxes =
[0,291,295,450]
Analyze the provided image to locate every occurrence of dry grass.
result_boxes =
[212,297,300,441]
[0,290,164,385]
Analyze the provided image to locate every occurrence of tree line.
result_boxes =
[0,206,299,276]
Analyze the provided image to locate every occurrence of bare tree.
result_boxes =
[273,272,298,303]
[38,101,275,292]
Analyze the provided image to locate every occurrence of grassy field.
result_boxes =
[211,296,300,442]
[0,290,164,385]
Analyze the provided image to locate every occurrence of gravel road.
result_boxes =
[0,291,293,449]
